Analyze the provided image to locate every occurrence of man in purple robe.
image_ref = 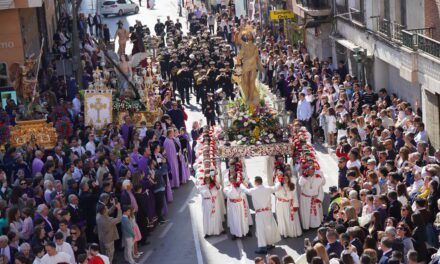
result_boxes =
[32,150,45,177]
[120,115,134,149]
[163,128,180,188]
[130,146,143,166]
[138,146,151,178]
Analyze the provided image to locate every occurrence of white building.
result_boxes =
[291,0,440,148]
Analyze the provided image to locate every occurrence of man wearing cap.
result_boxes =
[169,55,181,92]
[207,61,219,93]
[204,93,216,126]
[177,62,191,105]
[167,101,185,130]
[299,166,325,230]
[216,68,233,100]
[198,69,208,108]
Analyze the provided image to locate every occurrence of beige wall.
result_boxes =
[19,8,41,58]
[44,0,57,49]
[0,9,25,80]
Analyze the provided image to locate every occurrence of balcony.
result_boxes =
[335,4,365,25]
[376,18,405,43]
[401,28,440,58]
[296,0,332,17]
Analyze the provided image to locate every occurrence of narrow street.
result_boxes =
[78,1,340,263]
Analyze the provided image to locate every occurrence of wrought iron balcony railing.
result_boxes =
[335,5,365,24]
[401,28,439,58]
[376,18,405,42]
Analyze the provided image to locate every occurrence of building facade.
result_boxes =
[0,0,57,87]
[286,0,440,148]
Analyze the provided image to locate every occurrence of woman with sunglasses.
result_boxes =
[396,222,414,262]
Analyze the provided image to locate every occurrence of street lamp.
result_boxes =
[274,97,285,113]
[218,99,229,115]
[278,110,292,142]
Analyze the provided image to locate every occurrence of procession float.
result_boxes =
[195,24,322,188]
[8,41,58,148]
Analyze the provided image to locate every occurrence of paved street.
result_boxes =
[81,0,188,53]
[81,1,340,263]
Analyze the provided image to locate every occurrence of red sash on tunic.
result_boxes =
[301,193,318,216]
[210,195,217,215]
[256,207,270,213]
[229,198,248,218]
[277,197,295,221]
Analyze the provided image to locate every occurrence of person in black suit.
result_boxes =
[411,213,428,263]
[387,191,402,220]
[93,12,102,37]
[79,182,99,243]
[34,204,55,239]
[378,238,393,264]
[67,194,85,228]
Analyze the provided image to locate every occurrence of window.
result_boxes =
[384,0,390,20]
[0,63,7,88]
[400,0,407,26]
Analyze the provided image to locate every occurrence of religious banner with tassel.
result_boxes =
[85,90,113,130]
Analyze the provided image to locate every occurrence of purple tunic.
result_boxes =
[138,156,149,177]
[141,178,157,225]
[32,158,44,177]
[120,123,134,148]
[175,138,190,184]
[130,152,142,164]
[164,137,180,188]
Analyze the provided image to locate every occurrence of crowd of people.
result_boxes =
[243,10,440,264]
[2,0,440,263]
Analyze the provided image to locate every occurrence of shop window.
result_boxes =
[0,63,7,88]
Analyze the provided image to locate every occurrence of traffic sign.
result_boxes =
[270,10,295,20]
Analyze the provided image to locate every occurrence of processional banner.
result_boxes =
[85,90,113,130]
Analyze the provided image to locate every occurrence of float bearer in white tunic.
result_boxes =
[299,166,325,230]
[241,176,281,254]
[275,170,302,238]
[198,176,224,237]
[224,176,253,239]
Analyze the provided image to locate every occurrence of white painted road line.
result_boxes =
[189,200,205,264]
[236,239,248,264]
[206,234,228,245]
[139,249,153,262]
[159,222,174,239]
[179,186,197,213]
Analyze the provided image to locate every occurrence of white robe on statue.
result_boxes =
[241,184,281,248]
[275,184,302,238]
[298,174,325,230]
[224,185,253,237]
[199,185,224,235]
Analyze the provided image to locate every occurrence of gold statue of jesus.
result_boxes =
[236,26,260,108]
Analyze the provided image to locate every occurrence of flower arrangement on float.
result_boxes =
[222,97,283,145]
[290,125,322,177]
[113,95,144,113]
[194,126,219,186]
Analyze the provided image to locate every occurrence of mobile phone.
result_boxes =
[304,238,310,248]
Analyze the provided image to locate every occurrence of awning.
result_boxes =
[0,0,14,10]
[330,35,359,51]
